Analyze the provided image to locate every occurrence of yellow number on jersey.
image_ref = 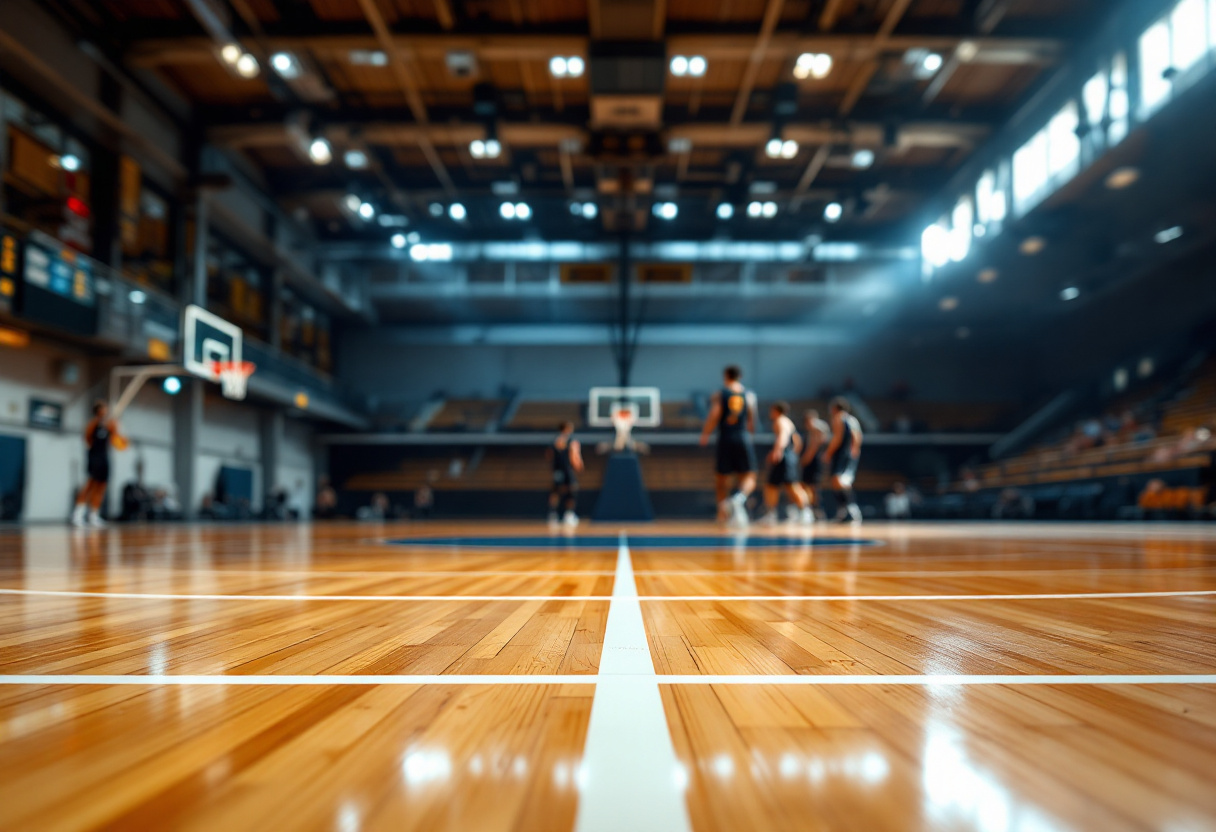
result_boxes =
[725,394,745,425]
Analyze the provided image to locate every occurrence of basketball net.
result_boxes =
[611,403,638,451]
[213,361,256,401]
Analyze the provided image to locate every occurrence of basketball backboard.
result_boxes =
[588,387,661,428]
[183,304,242,383]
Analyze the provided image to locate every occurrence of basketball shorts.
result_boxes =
[87,458,110,484]
[551,469,578,492]
[801,455,822,486]
[829,452,859,487]
[716,439,757,475]
[767,450,800,486]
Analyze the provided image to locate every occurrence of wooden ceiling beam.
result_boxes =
[839,0,916,116]
[729,0,787,126]
[125,33,1060,68]
[353,0,456,195]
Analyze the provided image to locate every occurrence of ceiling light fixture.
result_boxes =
[448,203,467,221]
[824,202,844,223]
[1105,167,1141,190]
[794,52,833,80]
[717,203,734,220]
[1060,286,1080,301]
[235,53,260,79]
[308,137,332,165]
[344,149,368,169]
[1154,225,1183,244]
[271,52,299,79]
[851,149,875,169]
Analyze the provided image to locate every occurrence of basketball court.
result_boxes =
[2,0,1216,828]
[1,521,1214,830]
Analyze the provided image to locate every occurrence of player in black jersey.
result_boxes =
[71,400,124,528]
[800,409,831,521]
[547,421,584,527]
[759,401,812,525]
[824,397,864,523]
[699,365,758,526]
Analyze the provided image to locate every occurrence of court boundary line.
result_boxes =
[3,588,1215,602]
[573,534,694,832]
[0,674,1213,686]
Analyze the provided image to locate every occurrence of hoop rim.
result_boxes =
[212,360,256,377]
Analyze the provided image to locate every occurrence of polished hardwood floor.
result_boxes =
[1,521,1214,831]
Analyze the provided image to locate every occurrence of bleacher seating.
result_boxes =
[428,398,507,431]
[508,401,584,430]
[866,400,1017,432]
[969,359,1215,493]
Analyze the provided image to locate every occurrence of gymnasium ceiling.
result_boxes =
[41,0,1110,244]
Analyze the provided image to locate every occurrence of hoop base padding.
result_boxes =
[592,451,655,522]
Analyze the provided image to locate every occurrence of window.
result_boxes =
[949,197,974,263]
[1012,129,1049,213]
[1047,103,1080,179]
[1140,20,1172,115]
[1109,53,1130,144]
[1171,0,1208,73]
[1083,71,1107,130]
[976,169,1007,228]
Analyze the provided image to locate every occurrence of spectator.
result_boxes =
[884,482,912,520]
[414,478,435,519]
[960,467,980,493]
[993,488,1033,520]
[314,476,338,519]
[357,492,390,521]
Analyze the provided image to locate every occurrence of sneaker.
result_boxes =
[800,508,814,525]
[547,511,559,526]
[563,511,579,527]
[758,511,778,527]
[71,505,88,528]
[785,506,801,523]
[88,511,107,528]
[729,493,750,527]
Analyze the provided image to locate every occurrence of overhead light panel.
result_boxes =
[1020,236,1046,255]
[344,149,369,169]
[220,43,242,65]
[1154,225,1183,244]
[235,53,260,79]
[765,138,798,159]
[652,202,678,220]
[391,233,407,249]
[429,202,445,217]
[939,296,959,311]
[922,52,944,73]
[515,202,532,220]
[851,149,875,169]
[271,52,300,79]
[549,56,583,78]
[469,139,502,159]
[308,137,332,165]
[358,202,376,221]
[824,202,843,223]
[1060,286,1080,301]
[761,201,777,218]
[670,55,689,76]
[717,203,734,220]
[582,202,598,220]
[794,52,833,80]
[344,194,361,213]
[55,154,82,172]
[747,201,763,218]
[1106,167,1140,190]
[128,289,147,305]
[687,56,707,77]
[350,50,388,67]
[448,203,467,221]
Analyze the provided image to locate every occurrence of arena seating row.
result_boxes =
[427,399,507,431]
[968,359,1216,492]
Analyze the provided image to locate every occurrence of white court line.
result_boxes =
[0,589,611,602]
[0,674,1213,686]
[3,588,1215,602]
[574,535,694,832]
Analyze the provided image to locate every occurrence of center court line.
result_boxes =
[574,534,694,832]
[0,674,1213,686]
[2,588,1215,602]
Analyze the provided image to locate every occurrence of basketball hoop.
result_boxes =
[611,403,638,451]
[213,360,255,400]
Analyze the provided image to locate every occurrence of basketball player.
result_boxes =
[800,409,831,520]
[71,400,124,528]
[699,365,758,526]
[824,397,863,523]
[759,401,811,525]
[547,421,584,527]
